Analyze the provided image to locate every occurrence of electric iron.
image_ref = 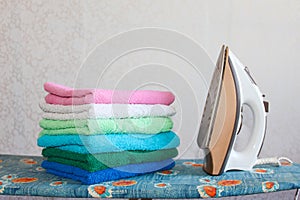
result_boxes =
[197,45,269,175]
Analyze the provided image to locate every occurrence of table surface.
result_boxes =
[0,154,299,198]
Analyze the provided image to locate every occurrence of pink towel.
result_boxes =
[44,82,175,105]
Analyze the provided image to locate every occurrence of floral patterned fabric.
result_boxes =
[0,154,299,198]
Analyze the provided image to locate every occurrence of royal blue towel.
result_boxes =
[37,132,180,153]
[42,159,175,184]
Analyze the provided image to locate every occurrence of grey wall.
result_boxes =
[0,0,299,164]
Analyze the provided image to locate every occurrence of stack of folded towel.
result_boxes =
[37,82,180,184]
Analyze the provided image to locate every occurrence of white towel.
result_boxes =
[39,102,176,120]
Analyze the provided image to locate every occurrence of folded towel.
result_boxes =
[39,102,176,120]
[44,82,175,105]
[42,148,178,172]
[42,159,175,184]
[39,117,173,135]
[37,131,180,152]
[57,144,173,154]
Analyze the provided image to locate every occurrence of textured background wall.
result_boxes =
[0,0,299,166]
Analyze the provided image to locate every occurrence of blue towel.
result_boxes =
[37,132,180,153]
[58,144,179,154]
[42,159,175,184]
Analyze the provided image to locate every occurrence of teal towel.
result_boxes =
[37,131,180,153]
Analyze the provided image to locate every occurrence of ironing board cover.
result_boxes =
[0,154,299,198]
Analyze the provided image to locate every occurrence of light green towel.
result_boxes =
[39,117,173,136]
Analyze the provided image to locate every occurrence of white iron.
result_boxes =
[197,45,269,175]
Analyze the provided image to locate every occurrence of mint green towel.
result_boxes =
[39,117,173,136]
[42,148,178,172]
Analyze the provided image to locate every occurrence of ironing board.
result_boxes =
[0,154,299,199]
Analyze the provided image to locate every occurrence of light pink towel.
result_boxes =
[44,82,175,105]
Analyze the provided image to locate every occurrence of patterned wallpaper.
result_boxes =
[0,0,299,165]
[0,0,86,156]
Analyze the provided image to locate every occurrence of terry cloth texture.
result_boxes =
[42,148,178,172]
[37,131,180,152]
[42,159,175,184]
[39,117,173,135]
[39,102,176,120]
[44,82,175,105]
[56,144,175,154]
